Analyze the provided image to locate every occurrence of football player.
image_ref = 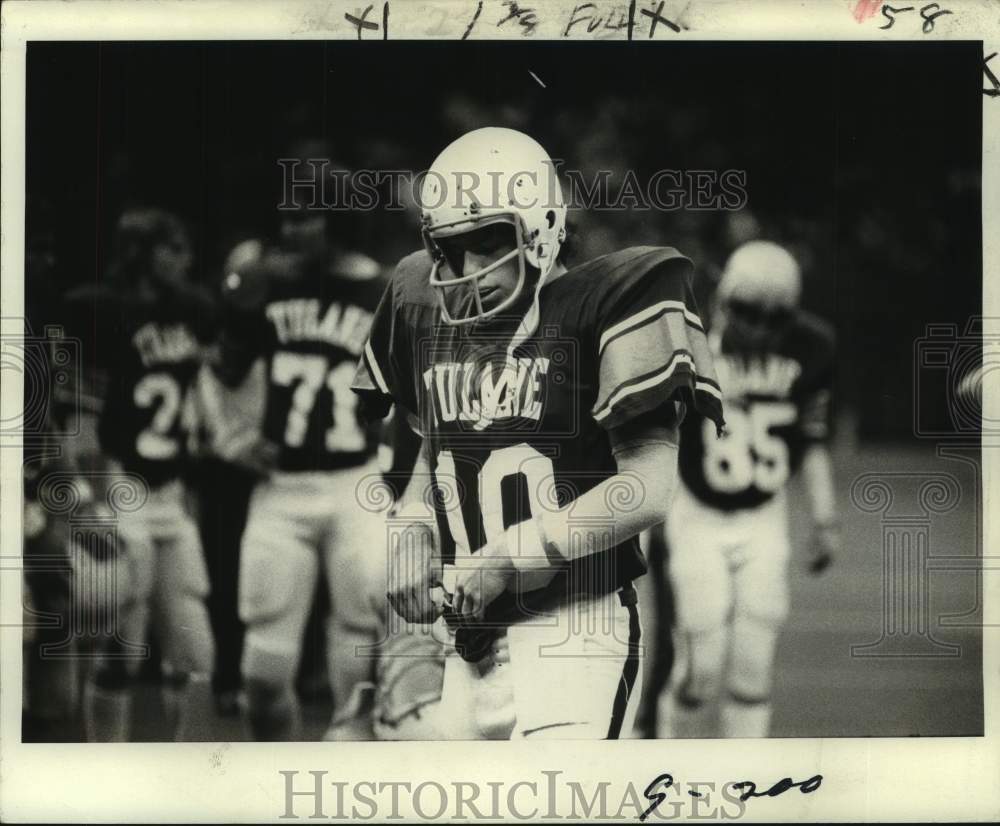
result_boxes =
[352,127,724,739]
[212,165,388,741]
[659,240,838,739]
[69,208,216,741]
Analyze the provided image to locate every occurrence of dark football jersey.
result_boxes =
[219,249,384,472]
[65,283,215,488]
[353,246,724,621]
[677,311,835,511]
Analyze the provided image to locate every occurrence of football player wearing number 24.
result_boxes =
[63,209,217,743]
[658,240,838,740]
[352,127,725,740]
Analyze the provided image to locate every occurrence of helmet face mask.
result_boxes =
[423,213,531,324]
[722,296,794,347]
[420,127,567,326]
[725,297,793,328]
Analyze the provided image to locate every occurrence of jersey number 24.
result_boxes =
[133,372,197,460]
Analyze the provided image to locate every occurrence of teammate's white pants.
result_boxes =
[436,586,643,740]
[668,483,790,634]
[111,478,214,678]
[664,483,789,724]
[85,479,214,742]
[238,465,385,716]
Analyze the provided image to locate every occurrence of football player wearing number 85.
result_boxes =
[64,208,217,741]
[658,240,838,739]
[352,127,725,739]
[212,147,388,741]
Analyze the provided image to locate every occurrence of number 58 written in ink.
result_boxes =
[879,3,953,33]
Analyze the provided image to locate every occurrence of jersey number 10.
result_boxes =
[436,444,555,557]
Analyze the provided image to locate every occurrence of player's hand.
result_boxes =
[452,539,516,622]
[808,521,839,575]
[231,436,279,477]
[386,521,442,624]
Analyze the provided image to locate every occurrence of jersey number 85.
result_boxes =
[702,400,796,494]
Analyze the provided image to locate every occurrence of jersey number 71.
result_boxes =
[270,351,365,452]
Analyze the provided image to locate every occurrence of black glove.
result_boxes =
[442,605,501,664]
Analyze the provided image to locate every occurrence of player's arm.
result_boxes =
[384,435,445,624]
[587,250,722,538]
[802,443,835,526]
[802,443,837,572]
[197,358,275,475]
[800,381,838,574]
[59,287,124,476]
[546,405,680,559]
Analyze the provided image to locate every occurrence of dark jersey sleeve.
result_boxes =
[589,247,725,434]
[61,284,123,413]
[352,278,400,422]
[791,313,836,444]
[351,252,425,423]
[380,406,423,502]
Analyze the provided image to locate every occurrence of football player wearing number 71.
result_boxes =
[352,127,725,739]
[658,240,838,739]
[213,150,388,741]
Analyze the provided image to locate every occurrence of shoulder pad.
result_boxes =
[603,245,689,279]
[331,251,381,282]
[791,310,837,359]
[223,239,264,276]
[559,245,691,296]
[795,309,836,344]
[392,249,437,306]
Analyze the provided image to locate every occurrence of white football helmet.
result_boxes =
[420,127,567,325]
[717,240,801,311]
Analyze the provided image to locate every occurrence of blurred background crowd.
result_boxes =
[27,41,982,438]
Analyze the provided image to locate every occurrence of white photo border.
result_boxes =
[1,0,998,822]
